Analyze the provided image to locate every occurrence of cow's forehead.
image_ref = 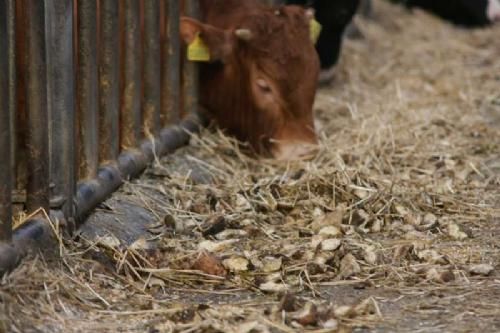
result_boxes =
[239,7,308,38]
[238,8,313,63]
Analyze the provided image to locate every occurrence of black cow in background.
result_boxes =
[392,0,500,27]
[286,0,361,84]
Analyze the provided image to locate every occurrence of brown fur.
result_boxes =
[181,0,320,159]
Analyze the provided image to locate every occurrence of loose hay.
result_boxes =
[1,1,500,332]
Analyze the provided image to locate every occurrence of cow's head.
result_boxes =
[180,5,320,160]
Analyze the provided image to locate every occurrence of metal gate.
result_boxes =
[0,0,204,275]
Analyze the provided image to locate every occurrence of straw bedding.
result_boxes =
[1,1,499,332]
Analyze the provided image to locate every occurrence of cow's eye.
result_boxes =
[257,79,272,93]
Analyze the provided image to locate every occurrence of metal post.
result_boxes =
[0,0,12,241]
[98,0,120,162]
[14,0,27,194]
[76,0,99,180]
[182,0,199,118]
[120,0,142,150]
[7,0,16,200]
[46,0,76,220]
[25,0,50,213]
[161,0,181,125]
[143,0,161,137]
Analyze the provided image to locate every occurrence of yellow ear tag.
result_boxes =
[187,34,210,62]
[310,18,322,44]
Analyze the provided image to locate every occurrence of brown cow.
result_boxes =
[180,0,320,160]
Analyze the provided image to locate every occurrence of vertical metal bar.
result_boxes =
[143,0,161,137]
[182,0,199,118]
[15,1,28,194]
[46,0,76,219]
[98,0,120,162]
[161,0,181,125]
[120,0,142,150]
[25,0,50,213]
[8,0,17,200]
[0,0,13,241]
[76,0,99,180]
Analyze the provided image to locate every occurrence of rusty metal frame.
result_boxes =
[121,0,142,150]
[0,0,55,275]
[143,0,162,137]
[181,0,200,118]
[0,0,12,243]
[161,0,181,125]
[7,0,17,214]
[46,0,76,228]
[98,0,120,163]
[0,0,204,275]
[77,0,99,180]
[25,0,50,213]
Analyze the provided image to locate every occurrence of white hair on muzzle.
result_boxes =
[487,0,500,21]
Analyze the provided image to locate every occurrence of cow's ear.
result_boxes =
[179,17,203,44]
[180,17,234,62]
